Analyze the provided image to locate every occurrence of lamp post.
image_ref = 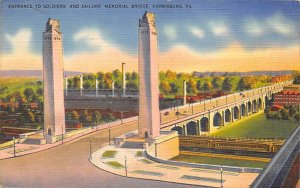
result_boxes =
[125,155,128,177]
[61,126,64,144]
[121,111,123,124]
[13,136,16,157]
[192,102,194,114]
[220,165,223,188]
[89,137,92,159]
[108,125,111,145]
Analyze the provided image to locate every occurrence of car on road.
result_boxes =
[164,111,169,115]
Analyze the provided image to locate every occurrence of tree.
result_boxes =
[92,111,102,123]
[196,80,202,91]
[294,113,300,122]
[23,88,34,102]
[212,77,223,90]
[125,72,131,80]
[97,71,105,81]
[293,74,300,84]
[79,110,91,123]
[112,69,122,84]
[131,71,138,80]
[187,78,197,93]
[102,113,115,122]
[160,81,171,93]
[222,77,239,92]
[280,109,290,120]
[71,111,79,120]
[202,81,213,91]
[36,88,43,96]
[170,82,178,93]
[73,76,81,88]
[25,111,35,123]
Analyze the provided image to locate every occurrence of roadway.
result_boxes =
[0,121,198,188]
[0,83,285,187]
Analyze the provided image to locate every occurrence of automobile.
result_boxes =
[182,110,189,115]
[164,111,169,115]
[175,111,180,115]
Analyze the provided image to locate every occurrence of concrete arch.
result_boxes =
[200,117,209,132]
[241,104,246,117]
[225,109,231,123]
[247,101,252,114]
[213,112,222,127]
[233,106,240,120]
[253,100,257,113]
[171,126,183,135]
[258,98,263,110]
[186,121,198,135]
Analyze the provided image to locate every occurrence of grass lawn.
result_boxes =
[209,112,298,139]
[106,161,124,168]
[102,150,117,158]
[172,155,267,168]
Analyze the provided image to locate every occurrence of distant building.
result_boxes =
[283,84,300,92]
[273,91,300,106]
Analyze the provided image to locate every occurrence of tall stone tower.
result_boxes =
[138,12,160,139]
[43,18,65,143]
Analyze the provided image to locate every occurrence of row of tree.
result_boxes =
[66,69,277,95]
[65,110,116,125]
[265,105,300,122]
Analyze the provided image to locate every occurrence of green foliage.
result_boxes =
[211,113,298,139]
[212,77,223,90]
[102,150,117,158]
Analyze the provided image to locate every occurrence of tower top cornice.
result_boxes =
[45,18,61,33]
[139,11,156,28]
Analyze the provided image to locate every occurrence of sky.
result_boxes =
[0,0,299,73]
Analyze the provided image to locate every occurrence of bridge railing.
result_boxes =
[251,125,300,187]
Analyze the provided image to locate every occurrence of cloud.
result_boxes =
[73,28,110,49]
[159,43,300,72]
[4,28,32,53]
[189,26,205,39]
[1,29,41,70]
[64,28,137,72]
[244,19,265,36]
[163,25,177,40]
[208,20,230,36]
[266,13,295,35]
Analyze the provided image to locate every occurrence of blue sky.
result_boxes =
[0,0,299,72]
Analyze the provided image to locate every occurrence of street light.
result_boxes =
[61,126,64,144]
[121,111,123,124]
[89,137,92,159]
[220,165,223,188]
[13,136,16,157]
[108,125,111,145]
[125,155,128,177]
[191,102,194,114]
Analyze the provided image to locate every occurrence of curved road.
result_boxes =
[0,122,199,188]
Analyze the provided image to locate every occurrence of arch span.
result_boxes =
[213,113,222,127]
[171,126,183,135]
[225,109,231,123]
[253,100,257,113]
[233,106,240,120]
[241,104,246,117]
[200,117,209,132]
[248,101,252,114]
[186,121,198,135]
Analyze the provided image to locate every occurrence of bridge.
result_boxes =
[66,81,292,135]
[159,81,292,135]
